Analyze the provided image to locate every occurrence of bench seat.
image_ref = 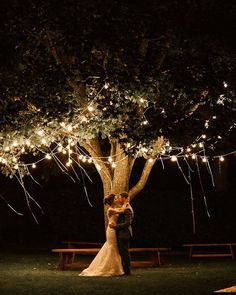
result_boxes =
[52,247,170,270]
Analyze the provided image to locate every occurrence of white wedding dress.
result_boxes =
[79,210,124,276]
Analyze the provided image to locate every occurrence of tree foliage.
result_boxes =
[0,0,235,180]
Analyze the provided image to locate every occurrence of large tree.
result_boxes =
[0,0,235,222]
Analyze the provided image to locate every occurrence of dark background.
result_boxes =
[0,156,235,250]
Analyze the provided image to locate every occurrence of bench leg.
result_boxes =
[59,253,66,271]
[189,246,193,259]
[152,251,161,267]
[229,245,235,259]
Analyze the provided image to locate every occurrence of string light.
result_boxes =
[220,156,224,162]
[223,81,228,88]
[4,146,10,152]
[67,125,73,132]
[25,139,31,146]
[88,106,94,112]
[199,143,203,147]
[140,98,145,103]
[45,154,52,160]
[104,83,109,89]
[14,164,19,169]
[202,134,206,139]
[171,155,177,162]
[186,147,191,152]
[57,146,63,152]
[202,157,207,163]
[148,158,154,163]
[88,158,93,163]
[191,154,196,160]
[111,162,116,168]
[37,130,44,136]
[32,163,36,168]
[108,156,113,163]
[41,138,47,145]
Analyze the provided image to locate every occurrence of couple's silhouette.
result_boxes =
[80,192,134,276]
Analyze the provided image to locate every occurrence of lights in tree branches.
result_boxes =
[219,156,224,162]
[202,157,207,163]
[45,154,52,160]
[32,163,36,168]
[223,81,228,88]
[171,155,177,162]
[88,106,94,112]
[201,134,206,139]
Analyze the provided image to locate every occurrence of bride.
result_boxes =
[79,194,128,276]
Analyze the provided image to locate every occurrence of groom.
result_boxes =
[109,192,134,275]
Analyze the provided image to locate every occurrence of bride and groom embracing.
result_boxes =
[80,192,134,276]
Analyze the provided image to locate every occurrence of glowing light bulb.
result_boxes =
[62,150,67,154]
[223,81,228,88]
[202,157,207,163]
[79,154,83,160]
[127,143,131,148]
[199,143,203,147]
[88,106,94,112]
[187,147,191,152]
[82,157,87,162]
[13,157,17,162]
[12,141,18,147]
[191,154,196,160]
[218,136,222,139]
[37,130,44,136]
[60,122,66,127]
[202,134,206,139]
[108,157,112,163]
[14,164,19,169]
[143,120,148,125]
[96,164,101,171]
[104,83,109,89]
[220,156,224,162]
[32,163,36,168]
[171,156,177,162]
[21,147,25,152]
[41,138,47,144]
[112,162,116,168]
[140,98,145,103]
[192,144,196,148]
[45,154,52,160]
[148,158,154,163]
[66,161,71,167]
[88,158,93,163]
[4,146,10,152]
[57,146,63,152]
[25,139,31,146]
[67,125,73,132]
[212,116,217,119]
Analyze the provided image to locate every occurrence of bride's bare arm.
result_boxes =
[108,203,129,215]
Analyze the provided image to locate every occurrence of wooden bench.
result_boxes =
[183,243,236,259]
[52,247,171,270]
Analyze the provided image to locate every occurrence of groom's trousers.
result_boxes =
[117,238,131,274]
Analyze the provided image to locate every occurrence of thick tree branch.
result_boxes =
[129,158,157,200]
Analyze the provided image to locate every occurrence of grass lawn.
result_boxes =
[0,250,235,295]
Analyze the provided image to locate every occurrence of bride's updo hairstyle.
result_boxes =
[104,194,115,206]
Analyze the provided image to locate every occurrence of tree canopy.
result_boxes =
[0,0,235,181]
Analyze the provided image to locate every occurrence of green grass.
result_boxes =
[0,251,235,295]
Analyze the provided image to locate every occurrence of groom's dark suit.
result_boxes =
[116,206,134,275]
